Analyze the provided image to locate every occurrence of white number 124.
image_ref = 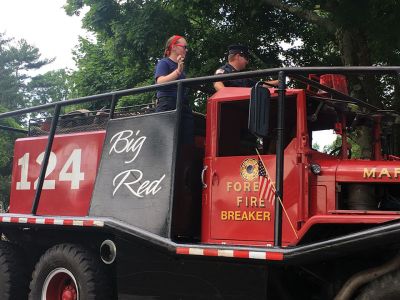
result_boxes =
[16,149,85,190]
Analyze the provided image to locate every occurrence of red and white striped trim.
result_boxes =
[176,247,284,261]
[0,216,104,227]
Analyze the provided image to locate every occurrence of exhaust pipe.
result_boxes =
[100,239,117,264]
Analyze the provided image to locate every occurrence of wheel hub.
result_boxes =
[42,268,79,300]
[62,284,77,300]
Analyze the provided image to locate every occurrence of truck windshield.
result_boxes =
[307,96,358,153]
[218,96,297,157]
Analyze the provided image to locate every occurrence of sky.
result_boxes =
[0,0,88,73]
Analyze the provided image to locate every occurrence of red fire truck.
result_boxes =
[0,67,400,299]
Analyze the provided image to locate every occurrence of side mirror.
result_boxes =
[248,83,270,137]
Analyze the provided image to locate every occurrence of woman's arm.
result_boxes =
[156,69,182,84]
[155,55,184,84]
[213,81,225,91]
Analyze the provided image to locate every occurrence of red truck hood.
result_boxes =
[336,160,400,183]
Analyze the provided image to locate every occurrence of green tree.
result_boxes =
[64,0,303,110]
[64,0,400,100]
[64,0,400,152]
[0,34,53,110]
[0,107,21,209]
[27,69,71,105]
[261,0,400,154]
[312,142,321,151]
[323,135,361,158]
[0,33,61,208]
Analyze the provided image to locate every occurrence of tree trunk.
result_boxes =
[339,28,377,158]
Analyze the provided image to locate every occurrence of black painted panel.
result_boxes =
[89,112,177,237]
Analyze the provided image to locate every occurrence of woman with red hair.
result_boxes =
[155,35,196,238]
[154,35,193,144]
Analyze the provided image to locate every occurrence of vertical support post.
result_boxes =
[31,104,61,215]
[274,71,286,247]
[373,115,383,160]
[109,94,117,119]
[393,70,400,155]
[341,113,349,160]
[167,82,184,238]
[175,82,184,146]
[176,83,183,111]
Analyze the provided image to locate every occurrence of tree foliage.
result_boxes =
[0,33,67,208]
[322,135,361,158]
[27,70,71,106]
[262,0,400,107]
[64,0,400,110]
[260,0,400,153]
[0,33,53,110]
[64,0,306,109]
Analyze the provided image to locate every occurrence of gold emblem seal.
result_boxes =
[240,158,258,181]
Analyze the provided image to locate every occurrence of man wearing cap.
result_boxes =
[214,45,278,91]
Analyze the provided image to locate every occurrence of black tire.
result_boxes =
[29,243,114,300]
[0,241,29,299]
[356,269,400,300]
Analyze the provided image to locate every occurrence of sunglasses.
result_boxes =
[175,43,188,50]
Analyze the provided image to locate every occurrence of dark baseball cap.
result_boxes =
[228,44,249,56]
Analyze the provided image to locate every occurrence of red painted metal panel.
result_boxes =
[233,250,250,259]
[9,131,105,216]
[202,90,301,246]
[266,252,284,261]
[204,249,219,256]
[202,86,400,249]
[208,155,277,243]
[176,247,190,255]
[336,160,400,183]
[203,141,300,246]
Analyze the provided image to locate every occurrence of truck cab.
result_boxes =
[202,87,300,246]
[202,80,400,248]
